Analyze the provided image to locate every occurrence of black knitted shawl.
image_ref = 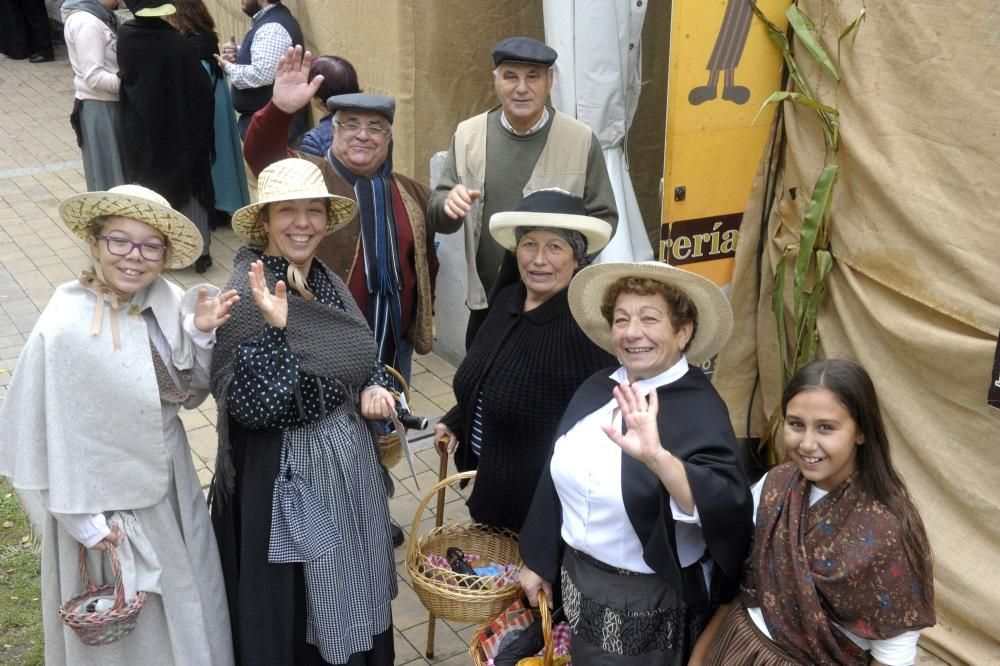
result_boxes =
[440,282,614,532]
[209,247,378,502]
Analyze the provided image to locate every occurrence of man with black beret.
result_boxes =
[428,36,618,348]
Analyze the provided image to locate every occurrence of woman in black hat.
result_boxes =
[433,189,614,534]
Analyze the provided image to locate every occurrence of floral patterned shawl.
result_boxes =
[740,462,935,665]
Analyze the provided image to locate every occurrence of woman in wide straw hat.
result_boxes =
[209,158,399,665]
[434,189,614,534]
[517,261,753,665]
[0,184,238,664]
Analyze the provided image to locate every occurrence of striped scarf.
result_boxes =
[329,151,402,371]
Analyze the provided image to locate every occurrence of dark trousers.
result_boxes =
[17,0,52,57]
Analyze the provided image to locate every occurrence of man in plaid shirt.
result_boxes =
[217,0,305,140]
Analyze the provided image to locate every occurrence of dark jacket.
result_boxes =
[439,283,614,532]
[519,366,754,601]
[298,115,333,157]
[117,17,215,210]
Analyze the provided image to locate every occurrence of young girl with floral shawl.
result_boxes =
[0,184,238,665]
[690,359,935,666]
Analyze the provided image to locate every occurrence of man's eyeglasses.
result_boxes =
[334,120,390,137]
[96,235,167,261]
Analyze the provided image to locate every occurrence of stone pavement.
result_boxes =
[0,49,949,666]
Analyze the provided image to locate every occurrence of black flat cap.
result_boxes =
[326,93,396,123]
[492,36,557,67]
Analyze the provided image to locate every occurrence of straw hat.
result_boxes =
[567,261,734,365]
[59,184,203,269]
[490,189,612,255]
[231,158,358,244]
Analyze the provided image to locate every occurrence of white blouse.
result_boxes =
[551,357,708,575]
[746,475,922,665]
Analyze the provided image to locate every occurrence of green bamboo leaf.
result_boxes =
[793,165,838,320]
[795,250,833,368]
[839,8,867,47]
[772,252,789,387]
[752,91,839,126]
[786,5,840,81]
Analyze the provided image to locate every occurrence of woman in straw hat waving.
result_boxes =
[517,261,753,665]
[209,158,398,665]
[434,189,615,534]
[0,184,238,664]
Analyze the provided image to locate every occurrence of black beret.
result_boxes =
[326,93,395,124]
[492,36,557,67]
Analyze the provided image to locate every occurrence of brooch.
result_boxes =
[128,303,142,317]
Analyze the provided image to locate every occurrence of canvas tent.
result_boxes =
[713,1,1000,662]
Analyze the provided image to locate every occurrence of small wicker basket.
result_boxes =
[405,470,523,625]
[58,543,147,646]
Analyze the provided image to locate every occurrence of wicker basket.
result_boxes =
[405,470,523,625]
[58,543,147,646]
[469,590,569,666]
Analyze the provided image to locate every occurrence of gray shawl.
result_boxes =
[210,247,378,500]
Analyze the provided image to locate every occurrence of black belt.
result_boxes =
[569,547,647,577]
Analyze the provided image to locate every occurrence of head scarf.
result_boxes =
[62,0,120,32]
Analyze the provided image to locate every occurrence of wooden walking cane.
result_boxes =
[424,433,451,659]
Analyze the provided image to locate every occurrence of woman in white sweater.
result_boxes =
[63,0,128,190]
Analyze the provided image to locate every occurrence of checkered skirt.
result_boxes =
[268,401,398,663]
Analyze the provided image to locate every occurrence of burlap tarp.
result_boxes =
[714,1,1000,663]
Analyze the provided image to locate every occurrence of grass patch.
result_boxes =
[0,480,43,665]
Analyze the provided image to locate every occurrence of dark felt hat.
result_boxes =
[326,93,396,123]
[492,36,557,67]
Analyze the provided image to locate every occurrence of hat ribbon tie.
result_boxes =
[79,267,130,350]
[286,262,315,301]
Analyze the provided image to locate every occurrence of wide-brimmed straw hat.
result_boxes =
[490,189,612,255]
[231,158,358,244]
[59,184,202,269]
[568,261,734,365]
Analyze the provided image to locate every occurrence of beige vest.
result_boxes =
[453,106,592,309]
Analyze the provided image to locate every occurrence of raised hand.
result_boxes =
[193,288,240,332]
[249,260,288,329]
[272,45,323,114]
[601,383,663,465]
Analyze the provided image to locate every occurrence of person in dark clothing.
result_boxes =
[0,0,55,61]
[298,55,360,157]
[118,0,216,272]
[434,190,614,533]
[168,0,251,226]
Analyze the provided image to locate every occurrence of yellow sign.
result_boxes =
[661,0,790,290]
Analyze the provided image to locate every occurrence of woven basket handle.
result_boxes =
[383,364,410,403]
[536,589,554,666]
[405,470,477,563]
[76,542,127,611]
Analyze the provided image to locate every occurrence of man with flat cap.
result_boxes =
[428,36,618,348]
[245,47,437,389]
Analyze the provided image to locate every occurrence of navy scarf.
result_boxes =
[327,150,403,371]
